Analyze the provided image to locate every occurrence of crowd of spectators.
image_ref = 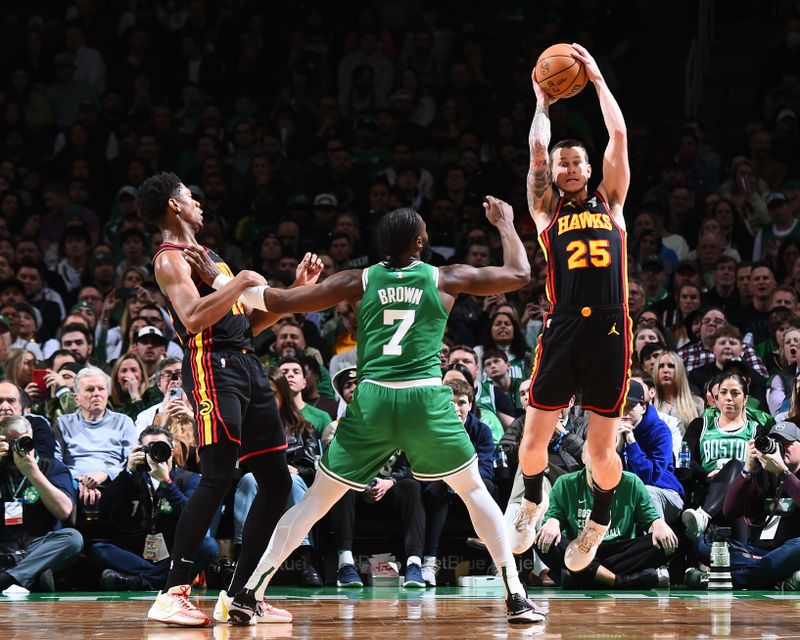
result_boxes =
[1,1,800,593]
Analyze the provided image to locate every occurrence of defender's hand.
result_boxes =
[183,246,221,285]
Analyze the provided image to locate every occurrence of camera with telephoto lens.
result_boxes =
[707,525,731,542]
[137,440,172,470]
[754,435,779,455]
[1,435,34,464]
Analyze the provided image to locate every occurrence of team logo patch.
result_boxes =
[608,323,620,336]
[199,399,214,416]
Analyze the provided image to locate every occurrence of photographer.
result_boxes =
[0,415,82,592]
[690,421,800,589]
[89,426,217,590]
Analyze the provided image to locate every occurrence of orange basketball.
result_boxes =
[533,43,587,99]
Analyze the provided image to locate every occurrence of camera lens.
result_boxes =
[11,435,34,456]
[170,372,180,381]
[754,435,778,455]
[146,440,172,463]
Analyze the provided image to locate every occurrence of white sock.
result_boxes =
[245,472,348,600]
[338,550,355,568]
[407,555,421,568]
[423,555,437,567]
[445,461,525,597]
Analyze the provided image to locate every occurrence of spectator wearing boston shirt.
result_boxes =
[692,421,800,589]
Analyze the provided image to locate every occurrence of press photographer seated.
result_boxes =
[689,421,800,589]
[89,426,217,591]
[0,415,83,592]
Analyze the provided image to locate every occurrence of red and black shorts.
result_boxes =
[529,304,632,418]
[183,349,286,462]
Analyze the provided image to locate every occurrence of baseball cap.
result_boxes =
[135,326,167,345]
[313,193,338,208]
[626,380,647,405]
[117,185,137,200]
[766,192,788,208]
[0,278,25,295]
[332,366,357,397]
[287,193,311,208]
[676,259,700,275]
[777,109,797,122]
[70,301,96,315]
[91,250,114,264]
[641,255,665,272]
[770,421,800,444]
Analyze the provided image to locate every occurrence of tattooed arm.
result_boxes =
[528,80,557,233]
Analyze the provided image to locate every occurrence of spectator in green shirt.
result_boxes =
[534,452,678,590]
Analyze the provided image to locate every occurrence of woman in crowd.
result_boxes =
[653,351,702,452]
[681,373,765,540]
[670,283,703,349]
[109,352,162,418]
[475,310,530,379]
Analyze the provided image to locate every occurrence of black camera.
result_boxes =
[2,435,34,464]
[707,524,731,543]
[493,447,510,479]
[754,435,779,455]
[137,440,172,470]
[170,372,180,381]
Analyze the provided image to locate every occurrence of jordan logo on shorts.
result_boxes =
[608,323,620,336]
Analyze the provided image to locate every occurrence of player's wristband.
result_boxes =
[241,285,269,311]
[212,273,233,290]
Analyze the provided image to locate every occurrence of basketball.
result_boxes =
[533,43,587,99]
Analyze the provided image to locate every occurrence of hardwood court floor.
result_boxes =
[3,587,800,640]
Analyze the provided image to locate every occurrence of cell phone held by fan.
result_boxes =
[31,369,48,394]
[168,386,183,401]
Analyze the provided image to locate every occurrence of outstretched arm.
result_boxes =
[440,196,530,296]
[154,251,262,334]
[571,43,629,209]
[528,80,557,230]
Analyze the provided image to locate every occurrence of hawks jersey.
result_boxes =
[357,260,448,381]
[152,243,253,353]
[538,191,628,308]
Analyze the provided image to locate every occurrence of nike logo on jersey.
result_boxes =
[608,323,620,336]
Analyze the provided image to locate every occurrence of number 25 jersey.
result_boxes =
[538,191,628,308]
[357,260,448,382]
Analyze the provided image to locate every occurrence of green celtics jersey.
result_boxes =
[300,403,332,435]
[698,413,758,473]
[358,260,448,381]
[544,470,659,541]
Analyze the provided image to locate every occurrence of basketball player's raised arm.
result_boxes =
[571,43,629,210]
[155,251,262,334]
[441,196,530,296]
[528,80,556,230]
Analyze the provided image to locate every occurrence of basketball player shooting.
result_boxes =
[510,43,632,573]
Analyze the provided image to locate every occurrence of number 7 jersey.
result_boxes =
[538,191,628,307]
[357,260,448,382]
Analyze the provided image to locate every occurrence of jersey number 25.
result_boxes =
[566,239,611,270]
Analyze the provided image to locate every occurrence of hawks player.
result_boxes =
[511,43,632,573]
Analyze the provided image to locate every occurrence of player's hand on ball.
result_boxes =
[183,245,221,285]
[532,76,558,106]
[569,43,602,83]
